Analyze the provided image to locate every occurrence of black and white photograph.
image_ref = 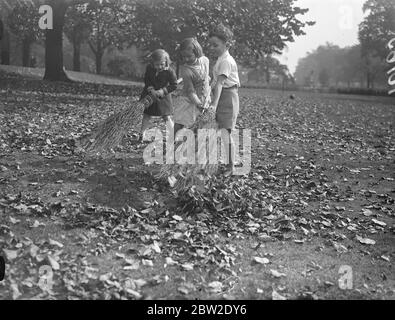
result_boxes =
[0,0,394,303]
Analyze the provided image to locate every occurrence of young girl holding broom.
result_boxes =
[157,38,215,190]
[174,37,211,135]
[209,24,240,175]
[139,49,178,142]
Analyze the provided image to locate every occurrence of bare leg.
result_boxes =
[163,116,174,135]
[141,114,152,140]
[222,129,234,175]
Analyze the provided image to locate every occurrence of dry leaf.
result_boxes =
[372,219,386,227]
[272,290,286,300]
[142,259,153,267]
[165,257,178,266]
[208,281,223,293]
[270,269,286,278]
[3,249,18,261]
[47,255,60,270]
[356,235,376,245]
[49,239,64,248]
[181,263,194,271]
[126,288,142,299]
[253,256,270,264]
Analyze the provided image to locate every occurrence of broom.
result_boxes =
[156,93,222,193]
[77,79,186,153]
[76,94,156,153]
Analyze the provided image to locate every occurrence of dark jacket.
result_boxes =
[140,64,178,116]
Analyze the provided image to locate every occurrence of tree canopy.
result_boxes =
[358,0,395,59]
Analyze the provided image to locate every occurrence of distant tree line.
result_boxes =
[295,0,395,89]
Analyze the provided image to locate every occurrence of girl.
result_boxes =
[140,49,178,142]
[209,24,240,175]
[174,38,211,135]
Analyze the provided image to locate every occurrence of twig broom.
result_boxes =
[156,95,221,193]
[76,94,155,153]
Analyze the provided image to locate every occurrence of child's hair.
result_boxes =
[149,49,171,68]
[179,37,203,59]
[209,23,234,47]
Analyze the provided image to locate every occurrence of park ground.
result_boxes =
[0,67,394,300]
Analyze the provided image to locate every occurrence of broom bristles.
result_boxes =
[78,95,154,152]
[76,86,220,194]
[157,105,221,193]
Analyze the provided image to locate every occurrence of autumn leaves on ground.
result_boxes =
[0,70,394,300]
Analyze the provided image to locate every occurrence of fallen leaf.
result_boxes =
[181,263,194,271]
[208,281,223,293]
[272,290,286,300]
[29,244,39,258]
[270,269,286,278]
[142,259,153,267]
[115,253,126,259]
[125,288,142,299]
[178,287,190,295]
[380,255,390,262]
[31,220,44,228]
[10,282,22,300]
[172,215,183,221]
[47,255,60,270]
[3,249,18,261]
[362,209,374,216]
[48,239,64,248]
[168,176,177,188]
[356,235,376,245]
[151,241,161,254]
[372,219,386,227]
[165,257,178,266]
[9,217,20,224]
[253,256,270,264]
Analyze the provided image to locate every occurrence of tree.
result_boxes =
[0,18,3,40]
[359,0,395,60]
[7,1,42,67]
[358,0,395,88]
[64,3,90,71]
[133,0,314,66]
[0,0,14,65]
[295,43,343,87]
[84,0,130,74]
[247,55,289,84]
[294,43,387,89]
[318,68,329,87]
[43,0,74,81]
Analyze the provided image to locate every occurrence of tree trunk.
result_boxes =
[22,39,31,67]
[73,38,81,72]
[43,0,70,81]
[0,26,10,65]
[265,67,270,84]
[366,72,370,89]
[95,51,103,74]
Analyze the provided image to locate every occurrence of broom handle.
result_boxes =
[140,79,183,109]
[141,93,155,109]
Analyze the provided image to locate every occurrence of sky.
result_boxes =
[278,0,366,74]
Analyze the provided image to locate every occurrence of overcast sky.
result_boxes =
[278,0,366,74]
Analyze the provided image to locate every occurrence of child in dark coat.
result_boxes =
[140,49,178,141]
